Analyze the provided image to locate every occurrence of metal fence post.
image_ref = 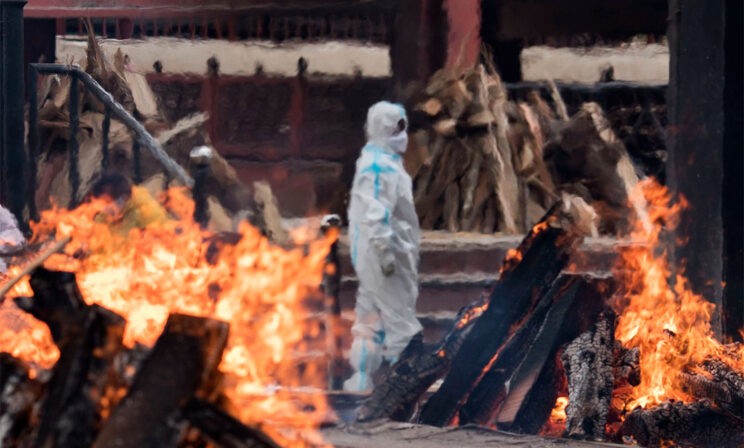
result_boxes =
[0,0,28,229]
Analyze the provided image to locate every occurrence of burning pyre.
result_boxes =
[0,188,335,447]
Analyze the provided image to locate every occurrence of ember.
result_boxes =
[0,188,334,446]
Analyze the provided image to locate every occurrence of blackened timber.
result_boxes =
[356,294,488,422]
[617,400,744,448]
[419,210,577,427]
[680,357,744,418]
[458,279,558,426]
[494,277,611,433]
[182,398,280,448]
[561,311,616,440]
[92,314,229,448]
[459,275,612,427]
[33,306,125,448]
[15,267,88,344]
[0,354,43,446]
[21,269,126,448]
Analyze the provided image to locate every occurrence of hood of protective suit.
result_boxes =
[365,101,409,154]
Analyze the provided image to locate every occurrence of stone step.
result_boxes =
[339,272,493,315]
[337,231,634,278]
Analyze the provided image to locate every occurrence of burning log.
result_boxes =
[560,311,616,441]
[355,297,487,422]
[0,354,43,446]
[680,357,744,418]
[418,205,580,427]
[92,314,229,448]
[617,400,744,448]
[613,345,641,388]
[460,276,613,433]
[16,268,126,448]
[357,196,595,422]
[0,236,71,300]
[181,397,281,448]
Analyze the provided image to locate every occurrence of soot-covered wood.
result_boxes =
[680,357,744,418]
[460,275,612,433]
[181,397,280,448]
[617,399,744,448]
[18,268,126,448]
[0,354,43,446]
[92,314,228,448]
[355,297,486,422]
[561,311,616,441]
[418,208,578,427]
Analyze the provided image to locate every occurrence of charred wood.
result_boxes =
[181,398,280,448]
[15,267,88,344]
[20,269,126,448]
[355,297,487,422]
[0,354,43,446]
[92,314,229,448]
[608,344,641,429]
[460,276,612,432]
[418,207,578,427]
[561,311,616,441]
[680,357,744,418]
[617,400,744,448]
[613,344,641,388]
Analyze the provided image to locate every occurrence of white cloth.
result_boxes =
[344,101,422,392]
[0,206,25,273]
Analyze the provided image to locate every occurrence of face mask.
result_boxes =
[387,132,409,154]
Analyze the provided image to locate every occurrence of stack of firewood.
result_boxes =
[405,63,645,235]
[31,25,290,240]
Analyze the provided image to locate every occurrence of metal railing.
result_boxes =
[27,63,193,221]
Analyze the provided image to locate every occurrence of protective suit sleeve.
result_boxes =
[0,206,25,255]
[354,167,399,260]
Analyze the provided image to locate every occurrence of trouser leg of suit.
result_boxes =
[343,281,385,392]
[376,252,422,362]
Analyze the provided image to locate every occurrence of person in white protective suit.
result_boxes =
[344,101,423,392]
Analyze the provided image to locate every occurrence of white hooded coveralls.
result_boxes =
[344,101,423,392]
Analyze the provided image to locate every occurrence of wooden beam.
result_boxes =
[666,0,733,336]
[487,0,667,41]
[721,0,744,341]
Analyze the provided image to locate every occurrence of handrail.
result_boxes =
[27,63,193,216]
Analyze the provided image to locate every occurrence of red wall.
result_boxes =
[443,0,482,71]
[148,73,391,217]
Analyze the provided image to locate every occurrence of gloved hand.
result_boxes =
[380,250,396,276]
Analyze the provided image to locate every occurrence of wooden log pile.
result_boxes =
[358,194,602,424]
[0,267,279,448]
[406,63,646,235]
[356,193,744,447]
[31,27,286,238]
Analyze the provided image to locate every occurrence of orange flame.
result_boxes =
[541,395,568,437]
[0,188,333,446]
[613,179,744,411]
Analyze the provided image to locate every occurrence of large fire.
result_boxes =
[0,188,334,446]
[612,179,744,411]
